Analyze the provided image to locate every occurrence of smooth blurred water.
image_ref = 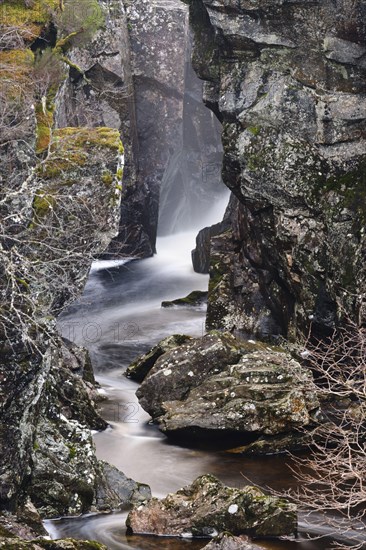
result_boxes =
[51,220,361,549]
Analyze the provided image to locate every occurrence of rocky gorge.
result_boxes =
[0,0,365,548]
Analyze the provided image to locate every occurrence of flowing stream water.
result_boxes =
[47,197,347,550]
[44,14,359,545]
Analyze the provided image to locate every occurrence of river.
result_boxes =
[48,207,347,549]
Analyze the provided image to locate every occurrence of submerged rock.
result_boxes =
[126,474,297,538]
[161,290,208,308]
[136,332,319,447]
[125,334,192,382]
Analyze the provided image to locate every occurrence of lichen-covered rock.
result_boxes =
[126,474,297,538]
[203,533,265,550]
[136,332,244,418]
[125,334,192,382]
[54,0,155,258]
[187,0,366,339]
[0,0,147,526]
[136,332,319,446]
[0,512,107,548]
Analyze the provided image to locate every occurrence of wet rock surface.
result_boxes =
[202,533,266,550]
[125,334,192,382]
[126,474,297,538]
[161,290,208,308]
[136,332,319,446]
[187,0,366,338]
[0,513,107,548]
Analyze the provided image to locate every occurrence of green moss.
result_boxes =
[116,167,123,180]
[1,0,60,41]
[67,445,77,460]
[314,160,366,224]
[16,278,29,290]
[247,126,261,136]
[0,49,35,100]
[53,127,122,151]
[101,171,113,185]
[0,525,15,538]
[32,192,56,219]
[35,100,55,154]
[36,127,122,182]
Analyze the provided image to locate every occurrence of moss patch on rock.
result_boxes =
[127,474,297,538]
[1,0,60,42]
[0,49,35,100]
[36,127,123,179]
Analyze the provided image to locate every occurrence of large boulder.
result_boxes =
[136,332,319,446]
[126,474,297,538]
[136,332,244,419]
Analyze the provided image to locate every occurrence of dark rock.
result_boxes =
[203,533,265,550]
[192,222,227,274]
[136,332,319,447]
[188,0,366,339]
[0,7,148,525]
[55,0,154,259]
[125,334,192,382]
[126,474,297,538]
[136,332,244,419]
[95,462,151,512]
[191,193,236,274]
[161,290,208,308]
[0,513,107,548]
[0,512,45,540]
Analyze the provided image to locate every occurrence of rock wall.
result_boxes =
[56,0,225,257]
[188,0,366,339]
[0,0,149,527]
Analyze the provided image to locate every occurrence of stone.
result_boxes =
[136,332,319,447]
[0,513,107,548]
[126,474,297,538]
[161,290,208,308]
[192,220,229,274]
[125,334,192,382]
[0,539,107,549]
[202,533,266,550]
[136,332,244,419]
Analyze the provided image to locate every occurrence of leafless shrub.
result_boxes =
[282,322,366,549]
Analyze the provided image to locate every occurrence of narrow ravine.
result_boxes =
[48,221,339,550]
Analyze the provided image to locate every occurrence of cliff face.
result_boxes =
[189,0,366,339]
[0,0,149,526]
